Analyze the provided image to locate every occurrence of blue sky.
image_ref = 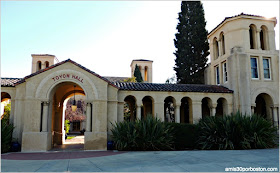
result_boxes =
[1,1,279,83]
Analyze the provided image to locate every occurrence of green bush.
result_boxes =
[111,115,174,151]
[197,112,278,150]
[1,119,14,153]
[64,120,70,134]
[167,123,198,150]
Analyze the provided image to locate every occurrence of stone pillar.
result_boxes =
[272,107,279,127]
[154,101,164,121]
[136,106,141,120]
[192,101,202,124]
[42,101,49,132]
[256,30,261,50]
[211,104,217,116]
[175,104,180,123]
[251,106,255,115]
[117,102,124,122]
[86,102,91,132]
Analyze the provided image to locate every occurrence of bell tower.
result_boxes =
[31,54,58,73]
[130,59,153,83]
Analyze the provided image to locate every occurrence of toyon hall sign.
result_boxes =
[52,74,84,83]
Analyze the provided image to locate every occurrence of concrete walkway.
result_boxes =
[1,149,279,172]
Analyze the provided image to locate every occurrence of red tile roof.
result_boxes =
[1,78,23,87]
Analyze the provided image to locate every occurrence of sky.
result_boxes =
[1,1,279,83]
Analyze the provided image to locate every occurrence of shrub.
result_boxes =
[197,112,278,150]
[111,115,174,151]
[1,119,14,153]
[167,123,198,150]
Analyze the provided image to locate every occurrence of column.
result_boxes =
[192,101,202,124]
[136,106,141,120]
[86,102,91,132]
[42,101,49,132]
[256,30,261,50]
[154,101,164,121]
[211,104,217,116]
[175,104,180,123]
[251,106,255,115]
[272,107,279,127]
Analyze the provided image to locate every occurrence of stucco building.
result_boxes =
[1,13,279,152]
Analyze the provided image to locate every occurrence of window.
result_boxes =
[263,58,271,79]
[260,25,269,50]
[216,66,220,84]
[222,62,227,83]
[220,32,225,55]
[251,57,258,79]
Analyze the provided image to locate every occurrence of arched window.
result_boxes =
[144,66,148,82]
[202,97,212,118]
[45,61,49,68]
[260,25,269,50]
[37,61,42,71]
[164,96,175,122]
[220,32,225,55]
[124,95,136,121]
[216,98,228,117]
[213,37,219,59]
[142,96,154,119]
[180,97,192,123]
[249,24,257,49]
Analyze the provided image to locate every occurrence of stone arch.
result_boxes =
[202,97,212,118]
[142,96,154,119]
[254,93,274,120]
[124,95,137,121]
[37,61,42,71]
[249,24,257,49]
[251,87,277,106]
[35,69,98,101]
[216,97,228,117]
[164,96,175,122]
[260,25,269,50]
[213,37,219,59]
[45,61,50,68]
[1,92,11,117]
[180,97,192,123]
[219,32,225,55]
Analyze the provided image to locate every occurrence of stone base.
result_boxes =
[22,132,51,152]
[84,132,107,150]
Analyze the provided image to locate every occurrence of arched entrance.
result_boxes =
[216,98,228,117]
[124,95,136,121]
[164,96,175,122]
[180,97,192,123]
[254,93,273,120]
[48,82,86,150]
[142,96,154,119]
[202,97,211,118]
[1,92,11,119]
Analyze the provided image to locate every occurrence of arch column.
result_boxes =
[251,104,256,115]
[86,102,91,132]
[175,104,180,123]
[211,104,217,116]
[136,105,141,120]
[192,101,202,124]
[154,101,164,121]
[117,102,124,122]
[42,101,49,132]
[256,30,261,50]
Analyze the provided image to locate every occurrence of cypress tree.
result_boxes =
[134,64,143,82]
[174,1,209,84]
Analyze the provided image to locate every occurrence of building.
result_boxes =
[1,13,279,152]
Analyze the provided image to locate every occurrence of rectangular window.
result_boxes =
[263,58,271,79]
[216,66,220,84]
[250,57,258,79]
[222,62,227,83]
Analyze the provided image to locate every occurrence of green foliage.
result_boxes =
[65,120,70,134]
[111,115,174,151]
[133,64,143,83]
[174,1,209,84]
[167,123,198,150]
[1,103,11,121]
[197,112,278,150]
[122,76,137,83]
[1,119,14,153]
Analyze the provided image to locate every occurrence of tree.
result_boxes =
[174,1,209,84]
[122,76,137,83]
[133,64,143,82]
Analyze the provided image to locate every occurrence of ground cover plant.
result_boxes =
[196,112,278,150]
[111,115,174,151]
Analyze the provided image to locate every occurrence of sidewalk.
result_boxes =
[1,149,279,172]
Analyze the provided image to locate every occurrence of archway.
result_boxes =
[48,82,86,150]
[164,96,175,122]
[254,93,273,120]
[180,97,192,123]
[202,97,211,118]
[124,95,136,121]
[216,98,227,117]
[142,96,154,119]
[1,92,11,120]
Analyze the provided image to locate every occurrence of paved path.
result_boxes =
[1,149,279,172]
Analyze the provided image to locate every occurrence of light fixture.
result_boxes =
[72,85,77,112]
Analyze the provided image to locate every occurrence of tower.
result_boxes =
[31,54,58,73]
[130,59,153,83]
[204,13,279,124]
